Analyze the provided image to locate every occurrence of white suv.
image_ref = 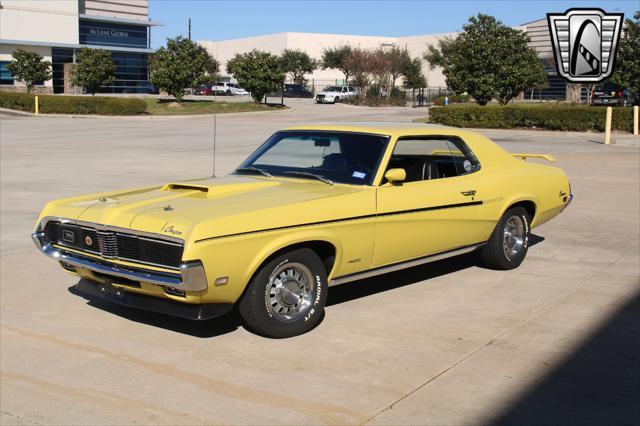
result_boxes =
[316,85,357,104]
[213,82,249,96]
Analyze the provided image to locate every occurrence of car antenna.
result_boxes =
[212,74,217,178]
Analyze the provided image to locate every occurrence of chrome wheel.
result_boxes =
[265,262,314,322]
[503,215,525,260]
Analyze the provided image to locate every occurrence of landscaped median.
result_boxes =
[421,104,635,132]
[0,91,285,116]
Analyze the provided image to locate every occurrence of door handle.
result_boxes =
[461,189,476,196]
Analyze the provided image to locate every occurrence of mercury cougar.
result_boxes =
[32,123,572,338]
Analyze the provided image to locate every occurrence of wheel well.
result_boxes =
[508,200,536,220]
[261,241,337,276]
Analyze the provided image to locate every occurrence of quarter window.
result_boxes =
[386,136,479,183]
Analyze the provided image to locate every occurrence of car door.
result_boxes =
[373,135,490,267]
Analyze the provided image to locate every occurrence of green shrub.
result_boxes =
[432,94,471,106]
[428,104,634,132]
[0,91,146,115]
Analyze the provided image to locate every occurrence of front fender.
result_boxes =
[189,229,344,304]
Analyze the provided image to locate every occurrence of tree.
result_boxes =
[6,49,51,93]
[226,55,241,75]
[229,50,285,103]
[280,49,316,84]
[386,46,411,88]
[321,45,354,84]
[343,48,373,94]
[424,14,546,105]
[612,10,639,94]
[72,48,116,95]
[150,36,219,101]
[369,48,392,93]
[403,58,427,88]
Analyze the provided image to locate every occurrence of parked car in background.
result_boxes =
[590,82,624,106]
[194,84,214,96]
[316,85,357,104]
[212,82,249,96]
[275,84,314,98]
[32,123,572,338]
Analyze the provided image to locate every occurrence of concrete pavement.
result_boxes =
[1,99,638,425]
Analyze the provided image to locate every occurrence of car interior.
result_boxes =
[383,137,477,184]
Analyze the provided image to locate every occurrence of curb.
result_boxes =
[0,104,292,119]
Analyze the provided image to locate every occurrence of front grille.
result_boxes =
[45,222,184,268]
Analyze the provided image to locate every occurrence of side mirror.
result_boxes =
[384,168,406,185]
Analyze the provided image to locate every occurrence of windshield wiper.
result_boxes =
[283,171,334,186]
[235,167,272,178]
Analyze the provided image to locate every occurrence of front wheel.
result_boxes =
[481,207,531,270]
[238,248,328,338]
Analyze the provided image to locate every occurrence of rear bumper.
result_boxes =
[74,280,232,320]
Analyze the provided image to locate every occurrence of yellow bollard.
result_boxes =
[34,95,39,115]
[604,106,612,144]
[634,106,639,136]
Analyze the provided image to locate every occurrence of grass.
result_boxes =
[143,99,287,115]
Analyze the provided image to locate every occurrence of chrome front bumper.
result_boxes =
[31,231,208,292]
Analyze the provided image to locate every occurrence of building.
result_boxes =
[199,32,456,89]
[0,0,160,93]
[199,22,576,101]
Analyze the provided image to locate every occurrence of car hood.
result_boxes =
[40,175,375,243]
[319,91,339,96]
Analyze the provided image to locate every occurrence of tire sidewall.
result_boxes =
[500,207,530,266]
[246,248,328,338]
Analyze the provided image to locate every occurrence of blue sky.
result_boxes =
[149,0,638,48]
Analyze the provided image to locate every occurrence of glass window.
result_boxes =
[237,131,389,185]
[386,137,479,183]
[0,61,14,85]
[79,19,148,49]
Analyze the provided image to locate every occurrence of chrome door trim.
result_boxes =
[330,243,484,286]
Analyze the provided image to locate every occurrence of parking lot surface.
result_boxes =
[1,99,638,425]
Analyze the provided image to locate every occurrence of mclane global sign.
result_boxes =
[89,27,130,38]
[547,8,623,83]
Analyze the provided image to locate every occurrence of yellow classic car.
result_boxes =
[32,123,572,338]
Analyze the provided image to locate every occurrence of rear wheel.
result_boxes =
[333,96,340,104]
[238,248,327,338]
[481,207,531,270]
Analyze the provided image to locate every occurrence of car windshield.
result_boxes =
[236,131,389,185]
[324,86,341,92]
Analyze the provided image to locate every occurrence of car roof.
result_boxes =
[281,122,513,165]
[283,122,477,138]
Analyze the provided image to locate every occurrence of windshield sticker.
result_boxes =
[352,171,366,179]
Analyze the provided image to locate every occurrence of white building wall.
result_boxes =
[199,33,289,74]
[0,0,79,45]
[199,31,453,88]
[398,32,457,88]
[0,0,74,89]
[80,0,149,21]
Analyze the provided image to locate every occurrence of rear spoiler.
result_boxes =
[512,153,557,163]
